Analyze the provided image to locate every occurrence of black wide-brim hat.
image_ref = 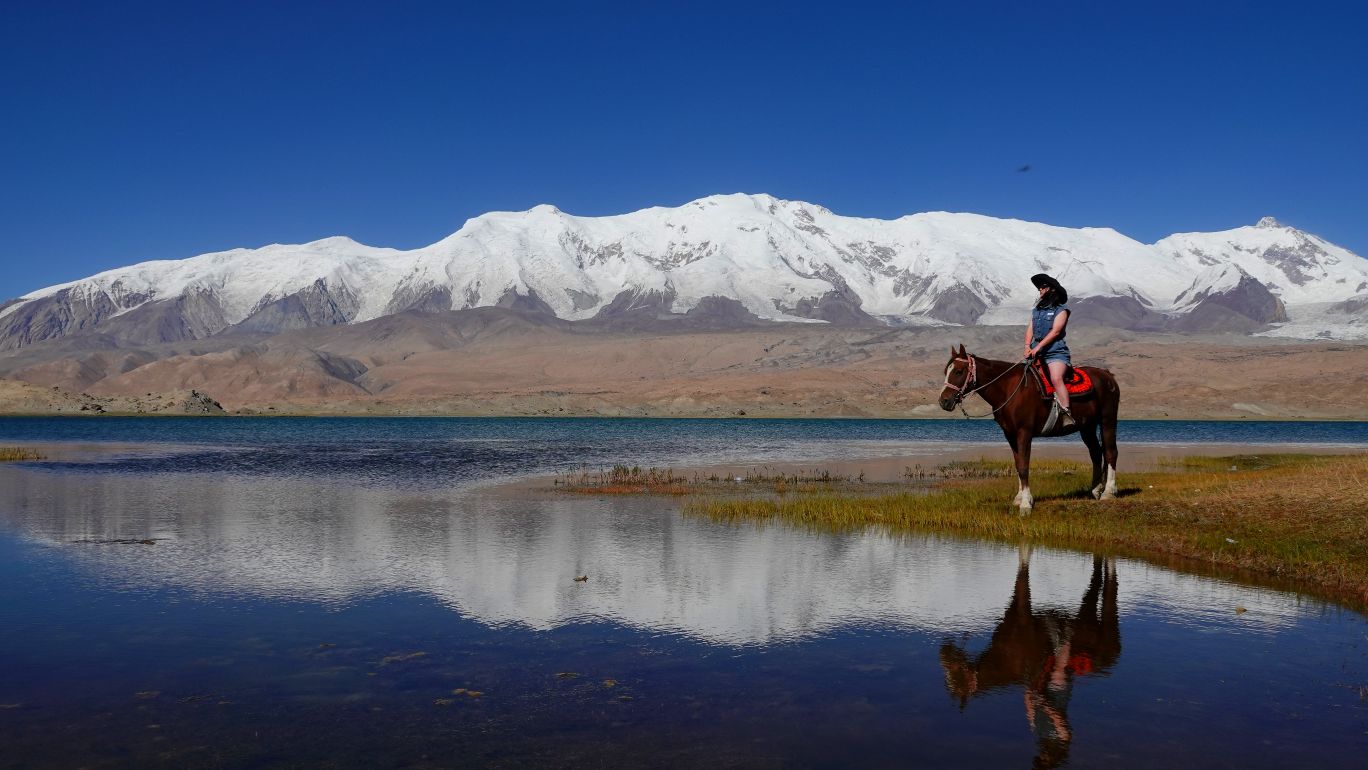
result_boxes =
[1030,273,1068,304]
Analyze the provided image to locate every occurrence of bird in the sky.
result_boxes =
[1017,164,1032,173]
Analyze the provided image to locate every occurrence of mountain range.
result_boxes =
[4,193,1367,352]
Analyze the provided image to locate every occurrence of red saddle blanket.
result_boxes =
[1035,362,1094,398]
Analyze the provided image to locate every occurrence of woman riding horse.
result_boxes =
[1026,273,1074,429]
[938,270,1122,512]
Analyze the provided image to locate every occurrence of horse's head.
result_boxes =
[939,344,973,411]
[939,641,978,708]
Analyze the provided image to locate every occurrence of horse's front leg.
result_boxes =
[1012,430,1034,514]
[1080,424,1105,499]
[1101,463,1119,500]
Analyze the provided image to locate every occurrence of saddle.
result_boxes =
[1031,361,1094,400]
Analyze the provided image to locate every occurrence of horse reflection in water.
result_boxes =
[940,549,1121,769]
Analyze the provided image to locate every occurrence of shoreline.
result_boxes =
[2,410,1366,422]
[678,453,1368,613]
[514,443,1368,612]
[499,441,1368,492]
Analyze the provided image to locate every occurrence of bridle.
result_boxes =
[941,355,979,406]
[942,354,1032,418]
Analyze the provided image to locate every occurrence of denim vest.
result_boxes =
[1031,303,1070,357]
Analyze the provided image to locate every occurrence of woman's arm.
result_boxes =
[1024,320,1034,357]
[1028,310,1069,357]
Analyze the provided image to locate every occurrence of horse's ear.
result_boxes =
[949,346,957,358]
[957,344,967,357]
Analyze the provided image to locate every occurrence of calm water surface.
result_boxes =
[1,418,1366,768]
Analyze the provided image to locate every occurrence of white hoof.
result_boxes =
[1091,485,1104,500]
[1099,466,1118,500]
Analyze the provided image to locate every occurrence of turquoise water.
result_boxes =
[2,416,1366,489]
[1,418,1366,767]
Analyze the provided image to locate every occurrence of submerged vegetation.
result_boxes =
[553,464,874,496]
[689,453,1368,610]
[552,459,1081,497]
[0,447,43,462]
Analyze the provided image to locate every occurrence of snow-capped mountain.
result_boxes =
[3,194,1366,350]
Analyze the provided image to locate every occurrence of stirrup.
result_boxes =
[1042,399,1076,435]
[1059,408,1076,429]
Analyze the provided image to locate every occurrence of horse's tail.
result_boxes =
[1098,368,1121,420]
[1094,369,1121,466]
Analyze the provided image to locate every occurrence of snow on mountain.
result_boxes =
[3,193,1367,350]
[1158,217,1367,305]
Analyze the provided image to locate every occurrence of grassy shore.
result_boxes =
[681,453,1368,610]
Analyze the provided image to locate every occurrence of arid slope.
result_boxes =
[1,309,1364,419]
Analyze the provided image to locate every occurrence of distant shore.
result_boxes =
[4,409,1367,421]
[2,387,1366,424]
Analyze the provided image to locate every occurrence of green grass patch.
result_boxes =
[1154,453,1313,472]
[689,453,1368,611]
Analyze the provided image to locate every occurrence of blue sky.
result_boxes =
[3,0,1365,298]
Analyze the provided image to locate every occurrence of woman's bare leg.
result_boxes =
[1047,360,1070,411]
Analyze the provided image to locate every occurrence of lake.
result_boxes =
[1,417,1366,767]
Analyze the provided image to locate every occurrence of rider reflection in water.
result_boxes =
[939,550,1120,769]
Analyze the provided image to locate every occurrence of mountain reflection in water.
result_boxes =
[2,453,1367,767]
[0,469,1306,644]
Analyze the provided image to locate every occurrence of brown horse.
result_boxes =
[940,549,1122,769]
[937,344,1121,513]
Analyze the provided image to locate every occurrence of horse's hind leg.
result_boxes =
[1081,423,1105,499]
[1099,384,1120,500]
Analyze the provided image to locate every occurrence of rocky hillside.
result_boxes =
[2,308,1365,420]
[0,379,224,415]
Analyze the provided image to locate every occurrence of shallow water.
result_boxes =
[1,418,1367,767]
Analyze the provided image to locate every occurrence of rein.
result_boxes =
[944,355,1032,419]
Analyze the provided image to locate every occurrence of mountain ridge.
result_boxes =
[4,193,1366,350]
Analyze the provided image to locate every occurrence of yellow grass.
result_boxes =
[689,454,1368,611]
[0,447,43,462]
[554,464,867,496]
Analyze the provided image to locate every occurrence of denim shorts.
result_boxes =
[1039,349,1071,366]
